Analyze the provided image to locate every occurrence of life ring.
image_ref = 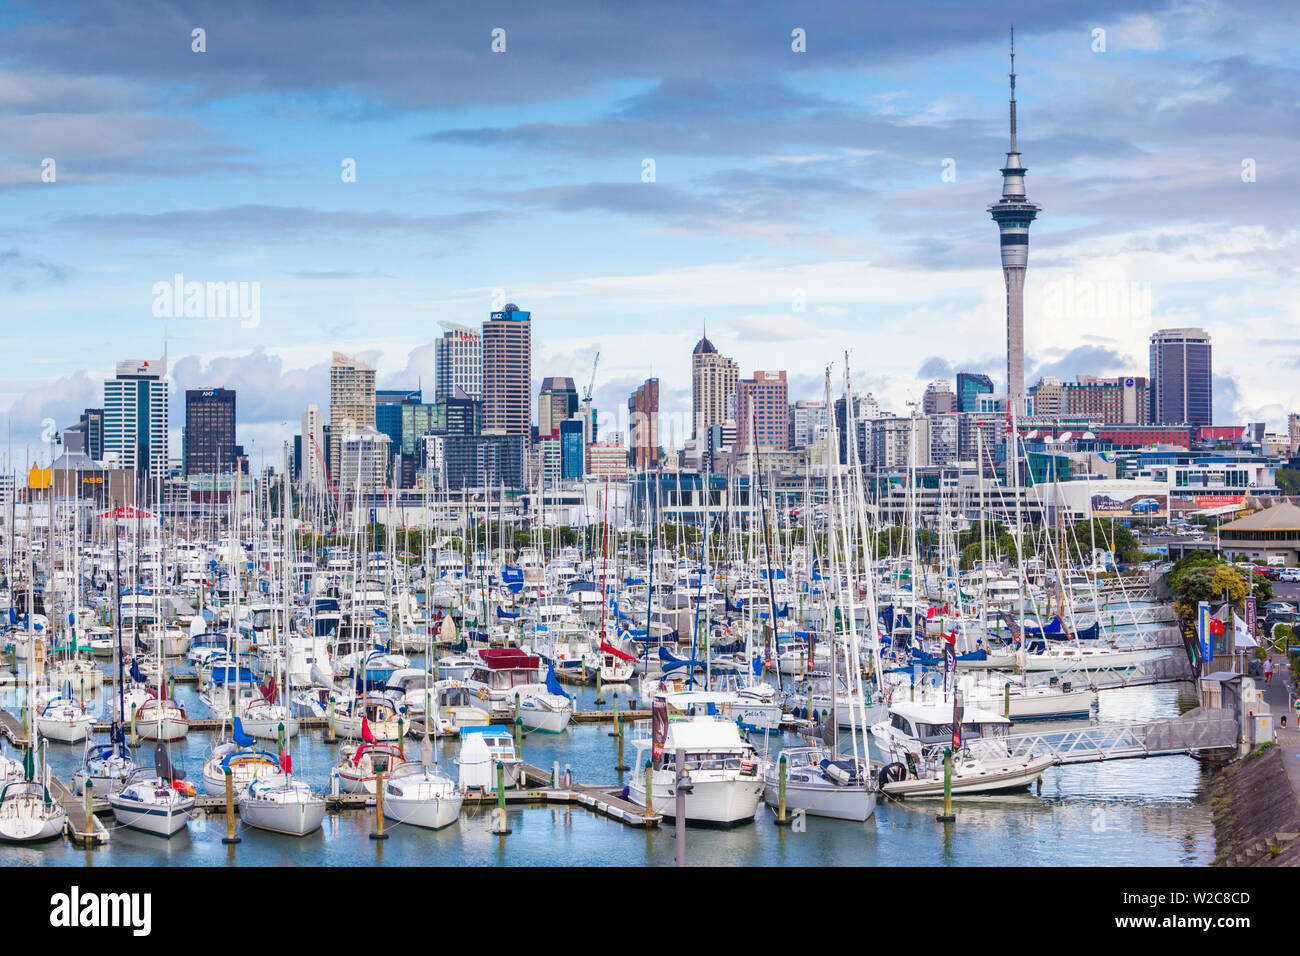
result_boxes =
[476,687,489,701]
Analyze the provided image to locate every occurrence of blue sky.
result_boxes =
[2,0,1298,468]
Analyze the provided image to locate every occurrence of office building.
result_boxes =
[736,370,790,452]
[103,356,169,491]
[482,305,531,442]
[956,372,995,413]
[1149,328,1212,427]
[923,380,956,414]
[538,377,579,439]
[183,388,237,475]
[435,322,482,400]
[628,378,660,469]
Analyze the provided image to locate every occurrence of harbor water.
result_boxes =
[1,669,1212,866]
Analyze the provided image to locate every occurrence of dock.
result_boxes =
[50,776,110,846]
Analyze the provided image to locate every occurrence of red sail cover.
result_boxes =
[651,699,668,760]
[600,641,636,662]
[361,715,376,744]
[952,692,964,751]
[280,749,292,774]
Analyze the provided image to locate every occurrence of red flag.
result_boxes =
[279,749,292,774]
[1209,618,1225,636]
[927,607,937,619]
[361,714,376,743]
[942,631,956,645]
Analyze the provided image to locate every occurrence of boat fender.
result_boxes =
[878,762,908,787]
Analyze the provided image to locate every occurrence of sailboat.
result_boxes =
[382,726,464,830]
[108,742,196,838]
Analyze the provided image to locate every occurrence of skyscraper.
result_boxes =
[956,372,994,413]
[435,322,482,400]
[103,356,168,492]
[737,370,790,452]
[329,352,376,482]
[1149,328,1212,427]
[482,304,532,442]
[183,388,237,475]
[922,379,956,414]
[301,404,326,493]
[627,378,660,469]
[691,334,739,440]
[988,28,1041,419]
[537,376,579,439]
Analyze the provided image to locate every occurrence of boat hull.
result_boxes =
[239,796,325,836]
[763,781,877,821]
[108,796,194,837]
[382,793,464,829]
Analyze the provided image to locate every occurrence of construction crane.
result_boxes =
[582,351,600,407]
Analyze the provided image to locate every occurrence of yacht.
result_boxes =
[627,713,765,826]
[382,760,464,830]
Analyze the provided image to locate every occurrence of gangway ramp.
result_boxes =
[969,706,1237,766]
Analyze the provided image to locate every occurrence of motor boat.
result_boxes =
[627,712,765,826]
[456,726,523,791]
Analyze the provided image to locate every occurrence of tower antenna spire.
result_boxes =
[1009,25,1017,153]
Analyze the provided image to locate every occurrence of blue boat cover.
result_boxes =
[232,717,256,748]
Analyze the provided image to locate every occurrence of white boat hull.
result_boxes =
[627,775,763,826]
[239,795,325,836]
[108,795,194,837]
[383,792,464,829]
[763,781,877,822]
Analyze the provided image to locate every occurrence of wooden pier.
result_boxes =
[50,776,110,847]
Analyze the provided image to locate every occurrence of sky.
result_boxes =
[2,0,1298,470]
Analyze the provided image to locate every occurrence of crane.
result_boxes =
[582,351,600,407]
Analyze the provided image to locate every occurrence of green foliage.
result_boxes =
[1066,519,1140,564]
[1276,468,1300,496]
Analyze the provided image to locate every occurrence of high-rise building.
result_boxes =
[691,334,739,440]
[923,379,956,414]
[301,404,326,493]
[103,356,169,492]
[956,372,995,413]
[1149,328,1212,427]
[376,388,421,471]
[790,400,828,449]
[988,28,1041,419]
[927,413,959,466]
[1289,412,1300,454]
[737,370,790,452]
[338,426,391,495]
[482,304,531,442]
[183,388,237,475]
[560,418,585,480]
[435,322,482,400]
[1029,375,1149,424]
[537,377,579,439]
[627,378,660,469]
[329,352,376,482]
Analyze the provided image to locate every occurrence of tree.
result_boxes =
[1065,518,1140,564]
[1172,562,1249,623]
[1276,468,1300,496]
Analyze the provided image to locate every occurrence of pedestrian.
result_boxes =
[1265,657,1274,686]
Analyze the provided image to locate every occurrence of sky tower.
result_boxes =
[988,26,1041,419]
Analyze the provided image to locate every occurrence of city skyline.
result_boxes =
[3,1,1299,464]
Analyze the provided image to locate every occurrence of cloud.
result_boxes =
[0,247,68,289]
[917,356,954,378]
[1028,345,1135,383]
[728,313,820,342]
